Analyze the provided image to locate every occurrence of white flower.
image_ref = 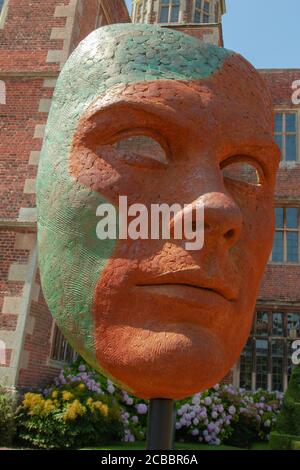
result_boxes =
[204,397,212,406]
[136,403,148,414]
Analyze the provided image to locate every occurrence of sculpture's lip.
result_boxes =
[136,270,237,302]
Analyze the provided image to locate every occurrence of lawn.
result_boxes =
[83,442,271,451]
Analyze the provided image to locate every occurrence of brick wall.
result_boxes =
[18,272,61,389]
[258,70,300,305]
[0,0,130,389]
[70,0,130,53]
[166,23,223,46]
[0,0,67,73]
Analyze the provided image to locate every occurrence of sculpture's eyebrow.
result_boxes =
[81,80,212,136]
[85,96,196,128]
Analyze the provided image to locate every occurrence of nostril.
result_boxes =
[224,228,235,240]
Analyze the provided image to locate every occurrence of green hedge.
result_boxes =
[269,364,300,450]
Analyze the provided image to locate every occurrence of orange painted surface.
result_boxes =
[70,54,280,399]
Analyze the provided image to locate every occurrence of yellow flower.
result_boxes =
[77,383,86,392]
[51,390,59,399]
[63,399,86,421]
[92,401,109,417]
[86,397,93,407]
[62,391,74,401]
[43,399,56,415]
[22,393,45,415]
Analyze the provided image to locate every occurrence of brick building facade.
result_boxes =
[1,0,299,393]
[0,0,130,390]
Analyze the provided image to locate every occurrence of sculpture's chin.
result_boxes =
[95,324,232,399]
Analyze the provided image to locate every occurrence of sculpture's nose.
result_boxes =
[200,192,243,249]
[170,191,243,251]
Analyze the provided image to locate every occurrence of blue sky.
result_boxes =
[223,0,300,69]
[125,0,300,69]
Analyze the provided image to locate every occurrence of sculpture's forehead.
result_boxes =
[53,23,233,115]
[52,24,271,140]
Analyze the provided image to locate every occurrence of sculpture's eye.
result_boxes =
[221,159,262,187]
[112,134,168,168]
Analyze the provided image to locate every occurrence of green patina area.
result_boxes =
[37,23,234,367]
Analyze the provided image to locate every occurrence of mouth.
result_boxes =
[135,270,237,303]
[137,282,228,299]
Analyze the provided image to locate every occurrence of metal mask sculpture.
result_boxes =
[37,24,280,399]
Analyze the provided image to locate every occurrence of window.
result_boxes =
[193,0,211,24]
[274,112,298,161]
[0,0,8,29]
[50,323,77,364]
[159,0,180,23]
[271,207,299,263]
[239,310,300,391]
[135,0,147,23]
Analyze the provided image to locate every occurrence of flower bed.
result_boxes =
[9,360,283,449]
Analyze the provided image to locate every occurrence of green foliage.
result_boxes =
[269,364,300,450]
[0,387,17,447]
[269,431,300,450]
[292,440,300,450]
[5,358,283,449]
[15,381,123,449]
[225,414,259,449]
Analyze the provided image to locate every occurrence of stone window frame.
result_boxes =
[237,308,300,392]
[158,0,181,24]
[0,0,9,29]
[132,0,148,23]
[274,109,299,163]
[192,0,212,24]
[270,206,300,265]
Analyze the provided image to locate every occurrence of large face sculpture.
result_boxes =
[37,24,280,399]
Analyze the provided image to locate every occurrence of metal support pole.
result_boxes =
[146,398,175,450]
